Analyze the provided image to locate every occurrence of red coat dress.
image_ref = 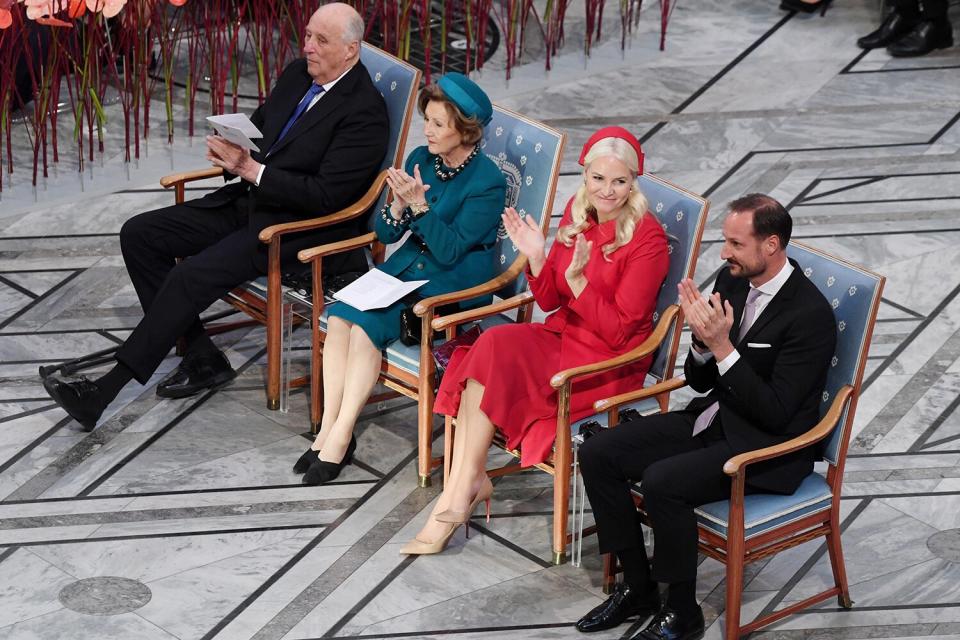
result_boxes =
[434,202,670,466]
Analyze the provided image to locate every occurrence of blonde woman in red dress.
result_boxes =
[401,127,670,555]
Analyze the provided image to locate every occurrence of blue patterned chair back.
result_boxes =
[360,44,421,214]
[640,174,709,382]
[787,242,884,465]
[480,106,565,298]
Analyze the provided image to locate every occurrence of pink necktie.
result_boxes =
[691,288,763,437]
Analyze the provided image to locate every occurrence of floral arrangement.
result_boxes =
[0,0,666,193]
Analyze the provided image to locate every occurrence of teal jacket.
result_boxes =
[375,145,507,302]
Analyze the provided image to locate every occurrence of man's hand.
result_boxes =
[678,278,735,360]
[206,136,262,184]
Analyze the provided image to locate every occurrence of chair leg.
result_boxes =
[724,551,745,640]
[417,379,434,488]
[443,415,454,485]
[826,512,853,608]
[602,552,618,594]
[552,469,570,565]
[265,243,282,411]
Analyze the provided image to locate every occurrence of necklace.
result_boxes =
[434,144,479,182]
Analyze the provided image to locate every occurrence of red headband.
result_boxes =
[578,126,644,175]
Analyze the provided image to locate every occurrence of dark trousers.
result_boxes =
[579,411,744,584]
[894,0,949,20]
[116,200,263,383]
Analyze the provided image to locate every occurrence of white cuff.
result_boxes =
[689,347,714,364]
[717,350,740,376]
[254,164,266,187]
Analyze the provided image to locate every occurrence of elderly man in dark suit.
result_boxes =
[44,3,388,430]
[574,194,837,640]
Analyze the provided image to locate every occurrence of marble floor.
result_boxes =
[2,0,960,638]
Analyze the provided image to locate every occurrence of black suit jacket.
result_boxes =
[189,59,389,270]
[683,259,837,493]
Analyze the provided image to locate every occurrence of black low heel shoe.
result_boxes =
[303,436,357,485]
[293,447,320,474]
[779,0,831,15]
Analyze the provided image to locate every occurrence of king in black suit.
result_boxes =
[43,4,389,429]
[575,195,837,640]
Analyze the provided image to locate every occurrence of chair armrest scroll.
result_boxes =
[430,291,535,330]
[259,171,389,243]
[297,232,378,264]
[160,167,224,189]
[722,385,854,476]
[549,305,680,389]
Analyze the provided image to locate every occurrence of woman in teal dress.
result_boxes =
[293,73,507,485]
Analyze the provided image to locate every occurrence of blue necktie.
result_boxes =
[269,83,324,154]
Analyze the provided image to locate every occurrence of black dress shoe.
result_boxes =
[42,375,105,432]
[576,583,660,633]
[303,436,357,485]
[632,606,705,640]
[887,20,953,57]
[779,0,830,14]
[293,447,320,474]
[156,350,236,399]
[857,11,917,49]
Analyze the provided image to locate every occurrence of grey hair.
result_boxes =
[342,11,364,44]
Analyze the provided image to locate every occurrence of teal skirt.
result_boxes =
[326,298,408,350]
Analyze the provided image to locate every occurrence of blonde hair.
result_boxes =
[557,138,648,259]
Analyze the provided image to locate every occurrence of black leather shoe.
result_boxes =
[857,11,917,49]
[293,447,320,474]
[632,606,705,640]
[42,375,104,432]
[887,20,953,57]
[156,350,236,399]
[303,436,357,485]
[576,583,660,633]
[779,0,830,14]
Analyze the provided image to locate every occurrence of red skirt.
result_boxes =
[434,323,650,467]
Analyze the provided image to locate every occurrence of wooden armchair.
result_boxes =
[599,242,885,639]
[439,174,709,564]
[158,44,420,411]
[295,107,566,487]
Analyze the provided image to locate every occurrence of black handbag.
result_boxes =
[398,296,460,347]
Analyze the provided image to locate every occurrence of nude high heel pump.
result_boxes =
[435,476,493,525]
[399,522,461,555]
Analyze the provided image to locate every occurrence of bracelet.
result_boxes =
[379,202,409,228]
[409,202,430,218]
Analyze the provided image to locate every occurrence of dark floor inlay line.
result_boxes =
[794,195,960,207]
[0,274,39,299]
[466,520,553,569]
[77,346,270,497]
[202,441,429,640]
[0,498,354,531]
[0,416,70,477]
[304,622,575,639]
[0,269,82,331]
[6,523,323,547]
[798,176,887,204]
[324,556,418,637]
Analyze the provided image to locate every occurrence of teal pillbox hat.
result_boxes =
[437,72,493,126]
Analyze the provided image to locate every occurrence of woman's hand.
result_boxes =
[502,207,546,275]
[565,233,592,297]
[387,164,430,218]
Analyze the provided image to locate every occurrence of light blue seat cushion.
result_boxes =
[693,472,833,540]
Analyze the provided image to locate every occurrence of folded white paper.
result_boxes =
[333,269,428,311]
[206,113,264,152]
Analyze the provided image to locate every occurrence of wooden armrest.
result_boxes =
[592,376,688,413]
[412,261,526,316]
[550,305,680,389]
[298,232,378,263]
[722,385,853,476]
[160,167,223,188]
[431,291,535,330]
[259,171,388,243]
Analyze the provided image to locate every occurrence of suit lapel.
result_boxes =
[267,64,359,158]
[726,278,750,344]
[739,259,803,344]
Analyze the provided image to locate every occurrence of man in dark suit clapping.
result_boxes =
[574,195,837,640]
[44,3,388,430]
